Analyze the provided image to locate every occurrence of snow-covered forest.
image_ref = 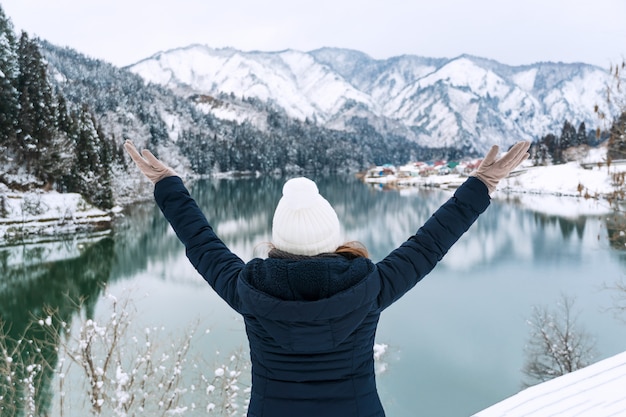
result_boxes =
[0,12,119,209]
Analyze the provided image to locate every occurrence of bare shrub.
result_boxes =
[1,290,251,417]
[522,294,597,388]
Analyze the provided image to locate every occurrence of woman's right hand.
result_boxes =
[473,141,530,194]
[124,140,178,184]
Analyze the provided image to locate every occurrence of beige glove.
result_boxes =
[124,140,178,184]
[473,141,530,194]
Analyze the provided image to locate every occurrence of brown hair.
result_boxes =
[334,241,369,259]
[261,241,370,260]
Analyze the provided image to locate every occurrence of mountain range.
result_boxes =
[127,45,615,154]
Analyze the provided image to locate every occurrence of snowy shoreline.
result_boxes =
[2,148,626,246]
[363,145,626,218]
[0,184,119,246]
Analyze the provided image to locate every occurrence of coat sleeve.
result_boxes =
[375,176,490,310]
[154,176,244,311]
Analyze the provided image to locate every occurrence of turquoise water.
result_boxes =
[1,175,625,416]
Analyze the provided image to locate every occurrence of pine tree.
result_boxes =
[62,105,114,208]
[560,120,577,150]
[16,31,57,181]
[93,121,113,208]
[75,106,100,174]
[55,93,71,132]
[531,141,550,165]
[0,6,19,153]
[541,133,560,164]
[607,112,626,161]
[576,122,587,146]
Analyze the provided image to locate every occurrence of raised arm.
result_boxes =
[124,140,244,311]
[375,141,530,309]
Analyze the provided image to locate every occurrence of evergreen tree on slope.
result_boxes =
[16,31,58,184]
[0,7,19,164]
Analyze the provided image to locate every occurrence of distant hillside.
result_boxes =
[39,41,460,182]
[128,45,617,155]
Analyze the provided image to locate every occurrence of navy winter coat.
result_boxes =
[154,176,491,417]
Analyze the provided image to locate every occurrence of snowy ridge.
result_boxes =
[130,45,375,122]
[128,46,615,154]
[473,350,626,417]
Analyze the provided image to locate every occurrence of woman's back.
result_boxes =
[239,255,385,416]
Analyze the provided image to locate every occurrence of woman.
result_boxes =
[125,140,530,417]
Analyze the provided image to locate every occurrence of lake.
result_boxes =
[1,174,625,417]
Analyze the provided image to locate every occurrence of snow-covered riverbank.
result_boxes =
[495,160,623,217]
[365,146,626,218]
[0,183,119,246]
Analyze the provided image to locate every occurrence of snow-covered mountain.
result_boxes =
[128,45,615,154]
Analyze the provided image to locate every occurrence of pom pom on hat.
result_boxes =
[272,177,341,256]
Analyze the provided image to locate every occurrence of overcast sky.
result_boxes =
[2,0,625,69]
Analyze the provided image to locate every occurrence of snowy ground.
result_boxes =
[0,182,118,246]
[495,161,622,217]
[366,146,626,218]
[473,350,626,417]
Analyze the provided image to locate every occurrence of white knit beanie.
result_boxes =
[271,177,341,256]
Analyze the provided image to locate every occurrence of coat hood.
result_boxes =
[238,256,379,353]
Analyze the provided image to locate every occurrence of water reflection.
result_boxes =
[1,175,625,417]
[0,236,114,416]
[606,212,626,252]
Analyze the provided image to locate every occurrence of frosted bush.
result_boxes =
[21,193,47,217]
[41,290,250,416]
[1,288,253,417]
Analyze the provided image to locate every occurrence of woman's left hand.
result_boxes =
[124,140,178,184]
